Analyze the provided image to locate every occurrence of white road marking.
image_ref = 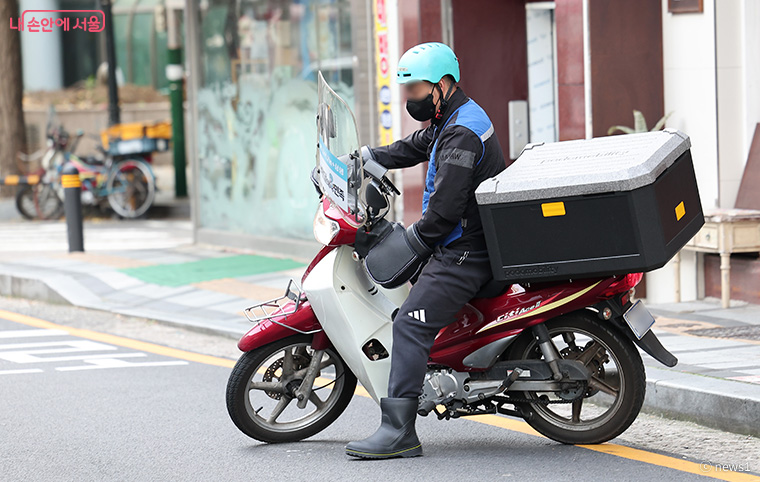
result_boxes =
[0,329,68,339]
[0,340,115,350]
[57,359,188,371]
[0,368,44,375]
[1,352,146,364]
[0,322,191,373]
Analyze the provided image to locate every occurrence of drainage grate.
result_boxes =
[687,325,760,341]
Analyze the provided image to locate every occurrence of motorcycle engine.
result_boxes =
[418,369,503,415]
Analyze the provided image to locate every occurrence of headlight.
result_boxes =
[313,204,340,245]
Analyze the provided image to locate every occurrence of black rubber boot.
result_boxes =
[345,397,422,459]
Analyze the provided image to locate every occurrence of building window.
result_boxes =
[196,0,354,239]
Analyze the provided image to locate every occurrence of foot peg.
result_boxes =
[496,367,524,393]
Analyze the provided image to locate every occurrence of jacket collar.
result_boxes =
[431,86,468,128]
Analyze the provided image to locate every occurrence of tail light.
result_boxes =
[600,272,643,300]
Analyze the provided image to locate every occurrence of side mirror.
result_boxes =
[365,181,388,213]
[317,102,336,139]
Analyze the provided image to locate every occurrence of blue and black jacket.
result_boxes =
[371,87,507,251]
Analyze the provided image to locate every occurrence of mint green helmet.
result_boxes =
[396,42,460,85]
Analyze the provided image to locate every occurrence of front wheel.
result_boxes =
[226,335,357,443]
[15,185,37,220]
[507,312,646,444]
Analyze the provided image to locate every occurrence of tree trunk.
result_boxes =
[0,0,27,198]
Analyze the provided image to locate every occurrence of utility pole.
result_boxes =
[166,7,187,198]
[100,0,120,126]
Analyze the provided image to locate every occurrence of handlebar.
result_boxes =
[362,159,400,196]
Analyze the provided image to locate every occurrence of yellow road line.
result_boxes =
[468,414,760,482]
[1,308,757,480]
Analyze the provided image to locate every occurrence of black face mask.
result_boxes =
[405,86,437,122]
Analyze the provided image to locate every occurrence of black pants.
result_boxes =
[387,245,494,398]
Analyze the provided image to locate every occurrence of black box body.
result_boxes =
[478,149,704,282]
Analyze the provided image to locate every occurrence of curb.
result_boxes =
[0,271,758,437]
[643,366,760,437]
[0,272,74,306]
[0,270,246,340]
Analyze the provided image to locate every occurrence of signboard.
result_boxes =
[318,137,349,212]
[373,0,393,145]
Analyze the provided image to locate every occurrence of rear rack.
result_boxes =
[242,280,319,335]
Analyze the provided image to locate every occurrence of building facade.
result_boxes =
[184,0,760,303]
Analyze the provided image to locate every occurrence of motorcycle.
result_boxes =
[225,72,678,446]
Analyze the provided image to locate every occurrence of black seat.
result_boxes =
[473,278,512,299]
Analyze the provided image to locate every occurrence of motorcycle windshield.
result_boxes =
[316,71,366,226]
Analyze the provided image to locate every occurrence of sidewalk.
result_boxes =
[0,218,758,437]
[0,218,309,337]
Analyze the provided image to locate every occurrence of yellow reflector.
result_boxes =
[26,175,40,185]
[61,174,81,188]
[541,202,566,217]
[675,201,686,221]
[4,175,19,185]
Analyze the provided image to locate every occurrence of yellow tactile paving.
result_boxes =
[48,252,155,269]
[655,316,760,346]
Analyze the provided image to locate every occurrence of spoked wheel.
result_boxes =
[15,185,37,220]
[226,335,357,443]
[106,159,155,218]
[507,312,645,444]
[16,183,63,220]
[34,183,64,219]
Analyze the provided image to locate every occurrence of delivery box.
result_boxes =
[475,129,704,283]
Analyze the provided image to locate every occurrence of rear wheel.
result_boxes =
[226,335,357,443]
[106,159,155,218]
[507,312,645,444]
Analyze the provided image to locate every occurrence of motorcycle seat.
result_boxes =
[473,278,512,299]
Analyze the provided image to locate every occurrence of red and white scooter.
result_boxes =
[225,73,677,446]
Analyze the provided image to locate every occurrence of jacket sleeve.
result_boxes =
[413,125,483,247]
[370,124,435,169]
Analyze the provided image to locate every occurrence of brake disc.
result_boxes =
[560,342,609,398]
[262,354,310,400]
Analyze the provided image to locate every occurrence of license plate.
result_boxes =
[623,300,656,340]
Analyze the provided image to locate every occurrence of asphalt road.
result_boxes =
[0,297,758,482]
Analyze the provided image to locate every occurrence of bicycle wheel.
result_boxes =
[15,185,37,220]
[106,158,156,218]
[33,183,64,220]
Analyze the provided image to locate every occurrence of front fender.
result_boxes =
[237,301,323,352]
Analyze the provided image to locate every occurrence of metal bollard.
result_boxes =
[61,163,84,252]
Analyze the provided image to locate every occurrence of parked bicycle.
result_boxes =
[15,106,163,219]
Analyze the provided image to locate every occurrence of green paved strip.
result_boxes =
[119,254,305,287]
